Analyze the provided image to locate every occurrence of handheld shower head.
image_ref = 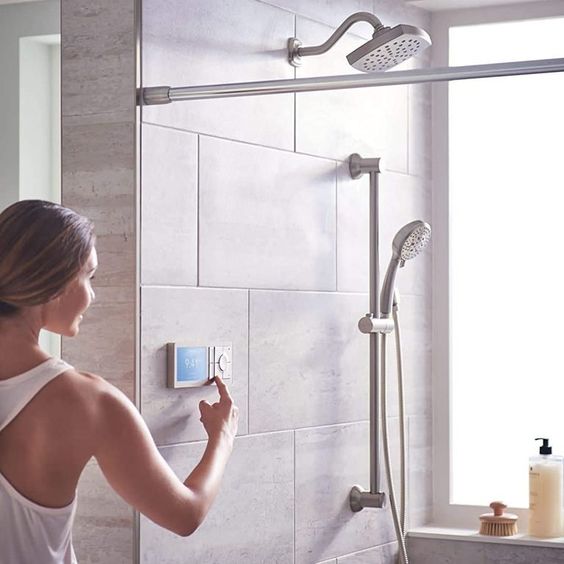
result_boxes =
[347,24,432,72]
[380,220,431,317]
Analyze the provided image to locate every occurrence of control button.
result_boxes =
[218,354,228,372]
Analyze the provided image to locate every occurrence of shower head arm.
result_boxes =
[289,12,386,66]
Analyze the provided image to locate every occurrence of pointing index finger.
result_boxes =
[214,375,232,401]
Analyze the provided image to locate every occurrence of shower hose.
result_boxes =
[381,303,409,564]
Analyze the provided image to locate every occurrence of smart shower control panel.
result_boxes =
[167,343,232,388]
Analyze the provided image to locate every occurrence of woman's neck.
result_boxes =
[0,316,50,378]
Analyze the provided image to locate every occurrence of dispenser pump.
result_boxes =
[536,437,552,455]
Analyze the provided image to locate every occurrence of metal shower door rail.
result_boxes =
[141,57,564,105]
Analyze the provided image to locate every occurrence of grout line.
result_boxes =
[293,13,297,154]
[253,0,373,40]
[196,135,200,286]
[293,429,296,564]
[141,121,414,176]
[157,427,296,450]
[334,161,338,292]
[247,289,251,435]
[140,283,428,300]
[407,84,412,176]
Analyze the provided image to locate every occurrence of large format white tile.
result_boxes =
[483,544,564,564]
[140,432,294,564]
[295,17,409,172]
[406,537,466,564]
[141,286,249,445]
[141,124,198,286]
[374,0,432,40]
[407,537,564,564]
[249,290,369,433]
[337,542,398,563]
[407,416,432,528]
[336,165,431,295]
[376,294,432,419]
[259,0,374,36]
[142,0,294,149]
[295,422,396,563]
[409,83,432,178]
[199,136,337,291]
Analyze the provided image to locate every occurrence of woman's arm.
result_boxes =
[92,375,238,537]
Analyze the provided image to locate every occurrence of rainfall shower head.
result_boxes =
[288,12,431,71]
[380,220,431,317]
[347,24,432,72]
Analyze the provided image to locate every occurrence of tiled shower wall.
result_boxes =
[140,0,432,562]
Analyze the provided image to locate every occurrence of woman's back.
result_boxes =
[0,356,101,509]
[0,355,105,563]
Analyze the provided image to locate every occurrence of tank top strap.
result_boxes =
[0,357,75,432]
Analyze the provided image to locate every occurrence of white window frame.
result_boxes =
[431,0,564,529]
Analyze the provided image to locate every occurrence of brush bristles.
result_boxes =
[479,521,518,536]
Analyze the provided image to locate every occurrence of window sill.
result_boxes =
[408,526,564,549]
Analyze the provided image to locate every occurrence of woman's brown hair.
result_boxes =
[0,200,96,317]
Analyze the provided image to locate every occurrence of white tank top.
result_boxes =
[0,357,78,564]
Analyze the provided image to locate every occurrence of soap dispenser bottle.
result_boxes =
[529,438,563,537]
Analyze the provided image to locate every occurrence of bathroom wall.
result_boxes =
[140,0,432,562]
[61,0,137,561]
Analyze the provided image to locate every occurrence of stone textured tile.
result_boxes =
[62,120,136,288]
[295,17,408,172]
[62,286,135,399]
[374,0,432,42]
[260,0,374,36]
[336,165,431,295]
[295,422,396,563]
[199,136,337,291]
[249,290,369,433]
[74,459,133,564]
[483,543,564,564]
[140,432,294,564]
[408,537,564,564]
[141,287,249,445]
[380,294,432,419]
[337,542,398,563]
[409,83,432,179]
[142,0,294,149]
[407,416,432,528]
[141,124,198,286]
[407,537,488,564]
[61,0,135,117]
[62,119,136,401]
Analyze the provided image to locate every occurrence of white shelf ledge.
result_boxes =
[408,526,564,548]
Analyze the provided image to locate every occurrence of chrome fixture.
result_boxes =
[347,154,386,511]
[287,12,431,71]
[141,58,564,105]
[348,154,431,564]
[380,220,431,317]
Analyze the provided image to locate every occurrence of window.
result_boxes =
[432,8,564,527]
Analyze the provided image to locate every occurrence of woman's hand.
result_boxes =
[198,376,239,447]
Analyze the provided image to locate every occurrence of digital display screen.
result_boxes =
[176,347,208,383]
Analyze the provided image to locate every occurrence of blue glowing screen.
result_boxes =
[176,347,208,382]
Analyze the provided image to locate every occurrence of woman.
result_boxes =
[0,200,238,563]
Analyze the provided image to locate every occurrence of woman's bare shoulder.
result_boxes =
[51,368,126,413]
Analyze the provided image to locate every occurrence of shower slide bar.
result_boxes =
[141,57,564,105]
